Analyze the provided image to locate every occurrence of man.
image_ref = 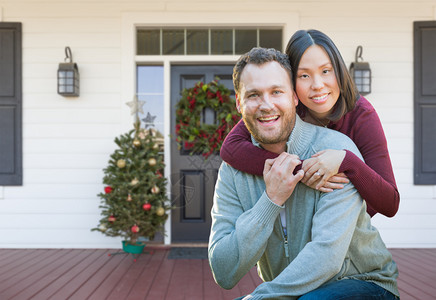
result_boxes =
[208,48,399,299]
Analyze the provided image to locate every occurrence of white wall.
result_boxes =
[0,0,435,248]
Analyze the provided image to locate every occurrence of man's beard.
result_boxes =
[242,112,294,145]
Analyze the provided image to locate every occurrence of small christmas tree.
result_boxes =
[92,119,169,247]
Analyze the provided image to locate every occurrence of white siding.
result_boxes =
[1,0,435,248]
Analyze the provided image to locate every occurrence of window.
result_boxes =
[163,30,184,55]
[136,65,165,151]
[137,27,283,55]
[187,29,208,55]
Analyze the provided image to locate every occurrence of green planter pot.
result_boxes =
[122,241,146,254]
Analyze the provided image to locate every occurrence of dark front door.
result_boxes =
[170,65,234,242]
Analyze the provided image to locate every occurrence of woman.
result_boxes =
[220,29,399,218]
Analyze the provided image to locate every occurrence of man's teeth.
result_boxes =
[259,116,279,122]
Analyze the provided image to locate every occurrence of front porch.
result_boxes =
[0,247,434,300]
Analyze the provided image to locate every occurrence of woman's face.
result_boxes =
[295,45,340,119]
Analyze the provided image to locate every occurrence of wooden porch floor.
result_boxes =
[0,247,434,300]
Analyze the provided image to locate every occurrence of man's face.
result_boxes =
[236,61,298,151]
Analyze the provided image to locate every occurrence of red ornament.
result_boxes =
[108,215,116,222]
[104,186,113,194]
[143,203,152,211]
[131,225,139,233]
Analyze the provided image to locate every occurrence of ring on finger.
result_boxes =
[314,171,322,176]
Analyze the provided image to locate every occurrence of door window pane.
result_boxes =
[163,29,184,55]
[137,29,160,55]
[187,29,208,55]
[211,29,233,55]
[260,29,282,51]
[235,29,257,54]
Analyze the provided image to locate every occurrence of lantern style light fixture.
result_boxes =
[349,45,371,95]
[57,46,80,97]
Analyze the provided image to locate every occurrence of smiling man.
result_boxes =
[236,59,297,154]
[208,48,399,300]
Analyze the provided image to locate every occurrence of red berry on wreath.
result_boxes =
[108,215,116,222]
[104,186,113,194]
[131,225,139,233]
[143,203,152,211]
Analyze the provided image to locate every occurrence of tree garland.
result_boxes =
[175,79,240,158]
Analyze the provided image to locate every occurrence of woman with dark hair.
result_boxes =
[220,29,399,218]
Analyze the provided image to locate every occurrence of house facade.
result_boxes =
[0,0,436,248]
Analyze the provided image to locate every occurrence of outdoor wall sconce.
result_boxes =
[349,45,371,95]
[57,46,80,97]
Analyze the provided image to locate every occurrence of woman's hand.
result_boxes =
[301,149,348,191]
[311,173,349,192]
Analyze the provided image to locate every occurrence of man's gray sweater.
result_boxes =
[208,116,399,299]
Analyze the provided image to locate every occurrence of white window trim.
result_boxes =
[121,11,299,245]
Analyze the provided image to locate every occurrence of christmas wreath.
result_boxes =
[175,79,240,158]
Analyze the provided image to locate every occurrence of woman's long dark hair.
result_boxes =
[285,29,359,121]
